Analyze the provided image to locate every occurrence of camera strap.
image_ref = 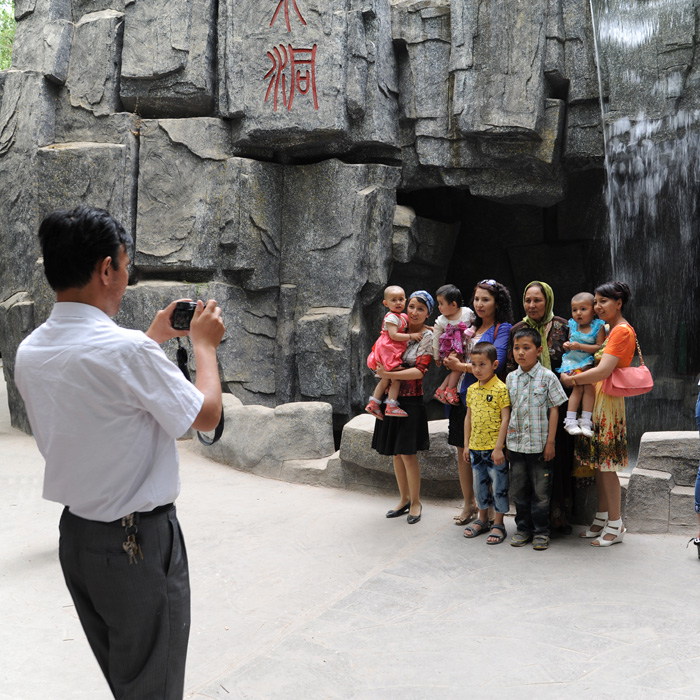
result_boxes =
[176,340,224,445]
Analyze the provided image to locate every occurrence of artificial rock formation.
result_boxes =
[625,432,699,534]
[1,0,609,433]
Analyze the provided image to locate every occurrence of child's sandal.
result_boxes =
[384,403,408,418]
[444,387,460,405]
[364,401,384,420]
[435,388,447,403]
[486,524,507,545]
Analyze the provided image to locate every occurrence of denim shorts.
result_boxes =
[470,449,509,514]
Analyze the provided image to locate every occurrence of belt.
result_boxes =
[138,503,173,517]
[105,503,174,526]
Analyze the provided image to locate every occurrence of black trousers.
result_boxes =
[59,505,190,700]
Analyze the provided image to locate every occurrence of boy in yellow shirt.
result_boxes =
[463,342,511,544]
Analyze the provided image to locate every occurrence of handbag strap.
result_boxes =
[620,323,645,366]
[635,334,645,366]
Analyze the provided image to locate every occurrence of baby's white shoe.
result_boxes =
[578,418,594,438]
[564,417,582,436]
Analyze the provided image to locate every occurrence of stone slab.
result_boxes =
[11,17,73,84]
[189,395,336,478]
[120,0,216,117]
[452,0,548,140]
[339,414,460,483]
[669,485,696,533]
[221,0,399,157]
[625,467,672,534]
[0,70,58,304]
[66,10,124,117]
[37,141,135,239]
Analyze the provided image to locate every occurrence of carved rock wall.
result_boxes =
[0,0,609,431]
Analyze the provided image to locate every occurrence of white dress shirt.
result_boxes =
[15,302,204,522]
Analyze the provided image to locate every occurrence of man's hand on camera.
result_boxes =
[190,300,225,350]
[146,299,192,344]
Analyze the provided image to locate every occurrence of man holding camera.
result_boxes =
[15,206,225,699]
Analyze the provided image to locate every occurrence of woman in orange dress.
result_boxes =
[559,281,636,547]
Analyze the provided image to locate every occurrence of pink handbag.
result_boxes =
[601,333,653,397]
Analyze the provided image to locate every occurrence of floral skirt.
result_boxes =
[574,382,627,474]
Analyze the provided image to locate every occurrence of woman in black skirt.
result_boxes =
[372,290,434,524]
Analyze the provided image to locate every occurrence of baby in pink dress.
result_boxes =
[366,285,423,418]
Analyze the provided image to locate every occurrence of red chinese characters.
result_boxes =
[264,44,318,112]
[270,0,306,32]
[263,0,319,112]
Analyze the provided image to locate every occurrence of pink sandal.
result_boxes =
[444,387,460,405]
[385,403,408,418]
[364,401,384,420]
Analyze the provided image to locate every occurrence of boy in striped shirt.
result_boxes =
[506,327,567,550]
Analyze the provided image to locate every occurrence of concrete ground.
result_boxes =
[2,373,700,700]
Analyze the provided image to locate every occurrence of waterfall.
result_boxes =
[590,0,700,453]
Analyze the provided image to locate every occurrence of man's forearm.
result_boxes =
[192,345,222,431]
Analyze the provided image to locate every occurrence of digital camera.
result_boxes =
[171,301,198,330]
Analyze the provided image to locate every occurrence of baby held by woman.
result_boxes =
[558,292,606,437]
[365,285,424,419]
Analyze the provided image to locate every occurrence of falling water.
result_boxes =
[590,0,700,454]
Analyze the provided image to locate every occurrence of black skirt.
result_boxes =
[371,395,430,456]
[446,401,466,448]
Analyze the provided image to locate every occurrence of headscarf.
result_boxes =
[409,290,435,316]
[522,280,554,369]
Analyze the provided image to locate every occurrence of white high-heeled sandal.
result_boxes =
[591,519,625,547]
[580,511,608,538]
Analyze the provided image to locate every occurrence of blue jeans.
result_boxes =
[509,450,553,536]
[695,393,700,513]
[471,449,509,514]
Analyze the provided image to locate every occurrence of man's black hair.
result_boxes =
[512,327,542,348]
[470,341,497,363]
[38,206,133,291]
[436,284,463,308]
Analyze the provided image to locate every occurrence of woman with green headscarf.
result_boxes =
[506,281,573,532]
[506,281,569,373]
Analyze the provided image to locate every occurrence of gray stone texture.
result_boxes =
[0,293,35,432]
[190,394,336,480]
[66,10,123,117]
[625,431,699,533]
[221,0,399,158]
[11,0,71,79]
[120,0,216,118]
[11,15,73,85]
[392,0,567,204]
[339,415,461,496]
[0,70,58,310]
[37,141,134,234]
[451,0,548,140]
[71,0,126,23]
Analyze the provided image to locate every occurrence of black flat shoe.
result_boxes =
[386,502,410,518]
[407,505,422,524]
